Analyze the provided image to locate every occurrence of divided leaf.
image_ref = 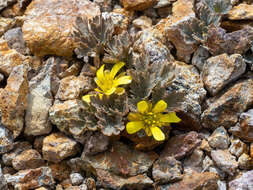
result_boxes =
[89,94,128,136]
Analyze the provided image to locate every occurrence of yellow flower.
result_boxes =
[126,100,181,141]
[82,62,132,103]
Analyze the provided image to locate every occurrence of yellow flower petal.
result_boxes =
[115,87,125,95]
[152,100,167,113]
[144,127,152,136]
[159,112,181,123]
[126,121,144,134]
[104,87,117,95]
[128,113,141,121]
[114,76,132,86]
[96,64,105,81]
[82,95,92,103]
[150,126,165,141]
[137,100,149,114]
[110,62,125,79]
[95,88,103,93]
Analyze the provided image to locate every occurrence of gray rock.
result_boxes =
[202,156,227,179]
[152,156,183,184]
[154,0,175,8]
[217,180,227,190]
[208,126,230,149]
[183,149,204,173]
[3,27,30,55]
[24,57,59,136]
[70,173,84,186]
[201,78,253,130]
[229,137,248,158]
[83,132,109,156]
[238,153,253,170]
[168,62,206,130]
[202,54,246,96]
[0,73,4,83]
[229,170,253,190]
[192,46,210,71]
[0,122,14,154]
[0,165,8,190]
[211,150,238,176]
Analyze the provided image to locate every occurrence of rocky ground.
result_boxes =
[1,0,253,189]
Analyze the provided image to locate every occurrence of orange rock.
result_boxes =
[22,0,100,57]
[121,0,158,11]
[228,4,253,20]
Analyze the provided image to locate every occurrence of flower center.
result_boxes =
[142,112,161,127]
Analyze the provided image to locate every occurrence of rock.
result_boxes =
[5,167,55,189]
[0,73,3,83]
[0,17,16,37]
[25,57,60,136]
[121,0,157,11]
[204,26,253,56]
[217,180,227,190]
[22,0,100,57]
[42,133,79,163]
[251,143,253,158]
[229,109,253,142]
[84,177,96,190]
[0,64,28,138]
[3,27,30,55]
[192,46,210,71]
[154,0,175,8]
[59,61,82,79]
[83,132,109,156]
[238,153,253,169]
[81,141,157,177]
[152,156,182,184]
[2,141,32,166]
[183,149,204,173]
[56,75,92,101]
[96,170,153,190]
[157,171,219,190]
[49,99,86,136]
[229,170,253,190]
[0,123,14,154]
[201,78,253,130]
[0,165,8,190]
[165,0,198,63]
[208,126,230,149]
[229,137,248,158]
[168,61,206,130]
[0,39,26,76]
[160,131,202,160]
[202,155,227,179]
[0,0,16,11]
[1,2,24,17]
[211,150,238,176]
[200,139,212,154]
[202,54,246,96]
[50,162,71,182]
[33,136,45,154]
[133,16,152,30]
[12,149,44,170]
[228,4,253,20]
[70,173,84,186]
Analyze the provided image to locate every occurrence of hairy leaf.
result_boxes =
[103,31,133,64]
[89,94,128,136]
